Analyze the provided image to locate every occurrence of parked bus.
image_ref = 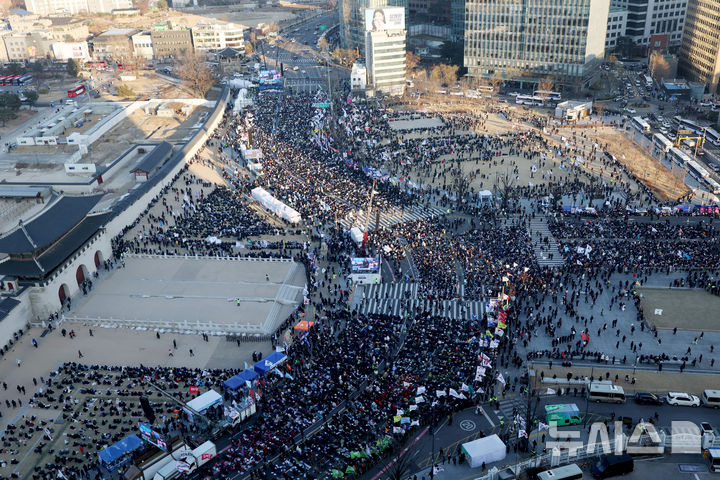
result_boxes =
[670,146,693,167]
[85,60,107,69]
[631,116,651,133]
[16,74,33,85]
[588,383,626,404]
[516,95,545,106]
[67,84,86,97]
[705,128,720,146]
[536,464,583,480]
[0,76,7,86]
[476,85,494,93]
[706,177,720,195]
[544,404,581,426]
[686,159,709,179]
[652,133,674,154]
[674,116,706,135]
[533,90,562,100]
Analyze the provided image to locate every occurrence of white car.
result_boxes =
[667,392,700,407]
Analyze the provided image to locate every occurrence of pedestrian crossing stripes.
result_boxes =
[528,217,565,268]
[339,204,446,230]
[355,282,485,320]
[496,395,527,422]
[277,56,317,65]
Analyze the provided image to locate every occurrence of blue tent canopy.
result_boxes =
[98,434,143,465]
[254,351,287,375]
[223,369,258,391]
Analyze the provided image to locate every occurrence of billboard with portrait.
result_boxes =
[365,7,405,32]
[138,422,168,451]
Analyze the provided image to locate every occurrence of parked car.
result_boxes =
[634,392,663,405]
[666,392,700,407]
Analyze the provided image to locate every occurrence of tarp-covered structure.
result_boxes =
[223,369,259,392]
[185,389,222,414]
[98,434,144,471]
[251,187,301,224]
[253,351,287,375]
[461,434,506,468]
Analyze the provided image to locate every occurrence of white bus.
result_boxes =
[686,159,710,179]
[588,383,626,404]
[706,177,720,195]
[653,133,674,154]
[516,95,545,106]
[670,146,693,167]
[631,116,651,133]
[674,116,706,135]
[533,90,562,100]
[705,128,720,146]
[476,85,494,93]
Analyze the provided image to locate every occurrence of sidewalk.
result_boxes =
[530,363,720,396]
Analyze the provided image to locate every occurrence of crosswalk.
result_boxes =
[277,56,317,65]
[339,203,446,230]
[528,217,565,268]
[496,395,528,423]
[354,282,485,320]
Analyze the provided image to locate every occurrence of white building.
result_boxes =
[51,41,90,61]
[555,100,593,121]
[351,61,367,91]
[25,0,132,14]
[364,7,406,96]
[611,0,686,47]
[605,6,628,50]
[191,22,245,51]
[131,33,154,60]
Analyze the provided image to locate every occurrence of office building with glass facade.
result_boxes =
[463,0,610,89]
[678,0,720,94]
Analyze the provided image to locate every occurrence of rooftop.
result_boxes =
[0,194,104,255]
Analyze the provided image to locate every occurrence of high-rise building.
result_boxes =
[365,6,407,95]
[339,0,408,52]
[611,0,687,48]
[450,0,465,42]
[464,0,610,89]
[191,22,245,51]
[606,6,628,50]
[678,0,720,94]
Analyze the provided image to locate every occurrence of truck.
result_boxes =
[544,403,582,426]
[709,447,720,472]
[153,441,216,480]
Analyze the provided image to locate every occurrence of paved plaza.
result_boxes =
[69,255,305,335]
[640,288,720,331]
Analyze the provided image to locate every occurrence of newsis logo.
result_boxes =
[546,421,703,455]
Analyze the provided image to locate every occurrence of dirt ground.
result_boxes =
[0,109,37,136]
[592,132,690,201]
[640,288,720,331]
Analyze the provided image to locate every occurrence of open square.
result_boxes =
[69,255,305,335]
[639,288,720,331]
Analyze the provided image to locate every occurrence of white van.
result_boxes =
[702,390,720,409]
[537,463,583,480]
[588,383,626,404]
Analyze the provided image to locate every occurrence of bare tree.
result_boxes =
[497,170,517,210]
[536,75,555,98]
[318,37,329,53]
[331,47,359,67]
[405,51,420,73]
[176,52,216,98]
[649,51,671,80]
[451,165,471,207]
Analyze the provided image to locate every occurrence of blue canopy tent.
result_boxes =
[98,434,143,471]
[223,369,258,392]
[253,351,287,375]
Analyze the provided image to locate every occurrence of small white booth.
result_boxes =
[184,389,223,422]
[462,434,506,468]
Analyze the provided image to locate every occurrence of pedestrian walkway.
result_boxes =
[339,203,446,230]
[528,216,565,267]
[495,395,527,423]
[355,282,485,320]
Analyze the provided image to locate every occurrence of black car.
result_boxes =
[634,392,663,405]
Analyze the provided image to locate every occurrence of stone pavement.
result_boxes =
[0,325,270,434]
[516,272,720,377]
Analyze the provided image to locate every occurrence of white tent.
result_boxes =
[251,187,302,224]
[462,435,506,468]
[185,389,222,415]
[349,227,364,246]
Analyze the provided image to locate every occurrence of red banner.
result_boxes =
[189,386,199,394]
